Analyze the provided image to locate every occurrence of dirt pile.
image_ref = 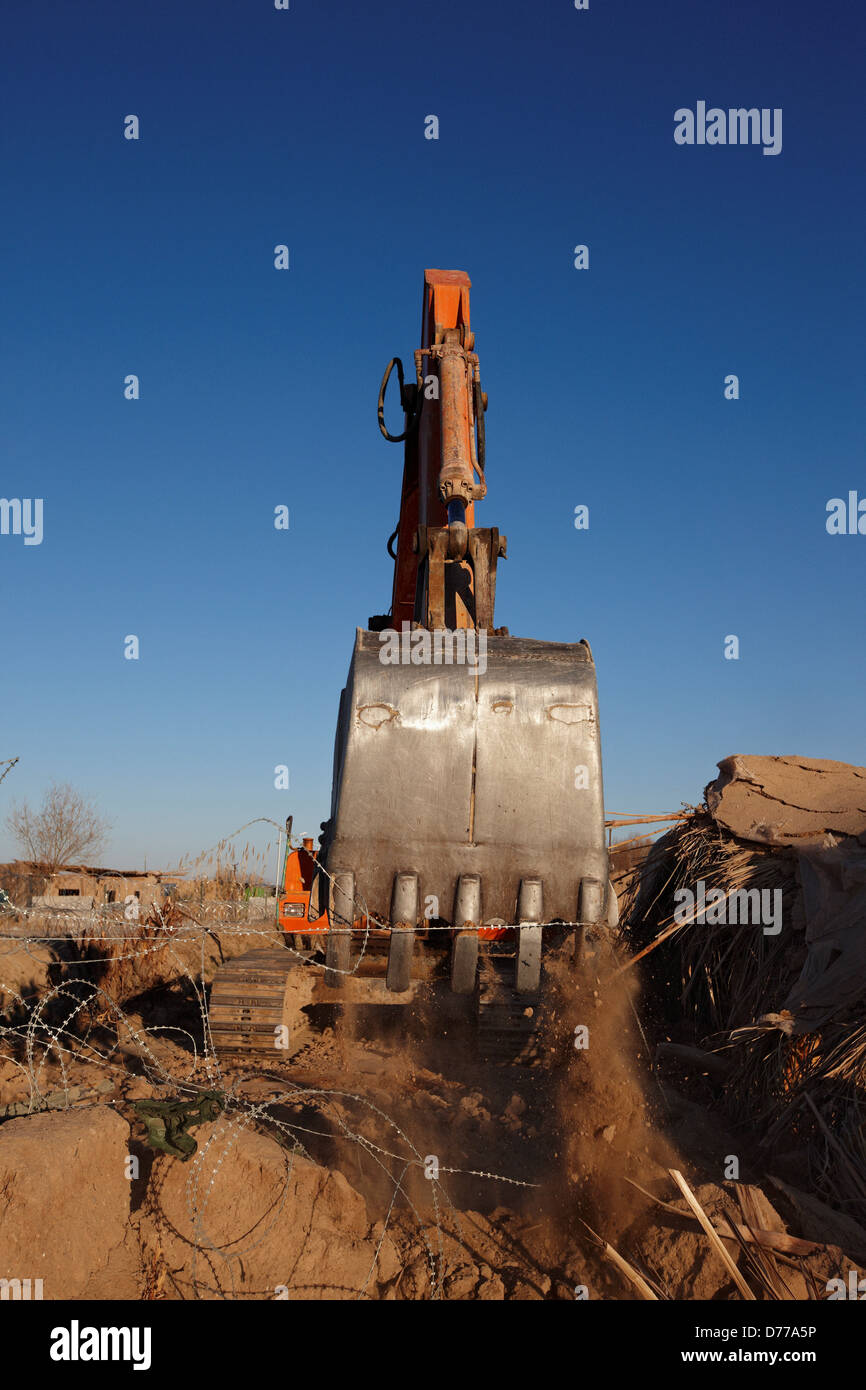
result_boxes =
[0,1102,405,1301]
[706,754,866,845]
[136,1117,401,1299]
[0,1105,138,1298]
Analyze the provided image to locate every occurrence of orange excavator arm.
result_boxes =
[377,269,502,635]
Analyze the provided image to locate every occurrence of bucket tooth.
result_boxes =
[325,930,351,986]
[451,933,479,994]
[517,877,543,924]
[387,871,418,992]
[515,877,543,993]
[516,926,542,992]
[607,880,619,927]
[450,873,481,994]
[325,870,354,986]
[578,875,605,927]
[330,869,356,928]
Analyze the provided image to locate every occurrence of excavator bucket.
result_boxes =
[210,269,612,1062]
[320,629,608,936]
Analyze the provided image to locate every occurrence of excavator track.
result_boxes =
[209,948,311,1061]
[475,957,543,1064]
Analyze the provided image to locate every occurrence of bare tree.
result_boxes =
[5,783,111,871]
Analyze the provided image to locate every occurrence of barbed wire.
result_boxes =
[0,830,548,1300]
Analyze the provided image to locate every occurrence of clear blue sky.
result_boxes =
[1,0,863,870]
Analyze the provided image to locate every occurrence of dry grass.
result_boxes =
[622,812,866,1227]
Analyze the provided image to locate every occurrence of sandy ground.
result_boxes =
[0,917,861,1300]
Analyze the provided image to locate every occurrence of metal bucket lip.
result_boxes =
[356,626,594,666]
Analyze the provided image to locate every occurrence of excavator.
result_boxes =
[210,269,614,1061]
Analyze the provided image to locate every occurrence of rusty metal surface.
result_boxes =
[320,629,607,925]
[436,328,480,516]
[390,270,476,624]
[415,525,503,631]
